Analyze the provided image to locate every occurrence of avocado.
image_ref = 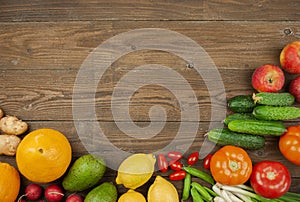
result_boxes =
[84,182,117,202]
[62,154,106,191]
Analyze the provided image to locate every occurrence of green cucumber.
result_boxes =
[223,113,256,125]
[252,92,295,106]
[207,128,265,150]
[253,105,300,120]
[228,95,256,113]
[228,119,286,136]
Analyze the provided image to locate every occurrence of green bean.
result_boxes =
[191,182,213,202]
[182,166,215,185]
[203,186,217,197]
[181,173,191,200]
[191,187,204,202]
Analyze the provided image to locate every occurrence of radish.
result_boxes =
[45,184,64,202]
[66,193,84,202]
[18,183,43,201]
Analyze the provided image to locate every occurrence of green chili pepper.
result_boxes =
[181,173,191,200]
[182,166,215,185]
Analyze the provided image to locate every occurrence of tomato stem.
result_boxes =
[229,160,240,171]
[266,171,276,180]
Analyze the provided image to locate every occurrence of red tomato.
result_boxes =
[250,161,291,199]
[167,152,183,161]
[157,154,168,173]
[187,152,199,165]
[169,170,186,181]
[203,154,213,169]
[169,161,183,171]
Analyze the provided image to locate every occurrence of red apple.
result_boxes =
[252,64,285,92]
[289,76,300,103]
[280,41,300,74]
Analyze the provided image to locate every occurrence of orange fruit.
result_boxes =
[0,162,20,202]
[16,128,72,183]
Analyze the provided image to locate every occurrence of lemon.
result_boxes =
[116,153,156,189]
[118,189,146,202]
[147,175,179,202]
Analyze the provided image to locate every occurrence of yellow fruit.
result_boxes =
[116,153,156,189]
[147,175,179,202]
[16,128,72,183]
[0,162,20,202]
[118,189,146,202]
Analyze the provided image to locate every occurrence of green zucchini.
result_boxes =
[252,92,295,106]
[207,128,265,150]
[228,119,286,136]
[228,95,256,113]
[223,113,256,125]
[253,105,300,121]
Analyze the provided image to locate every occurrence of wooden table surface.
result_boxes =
[1,0,300,200]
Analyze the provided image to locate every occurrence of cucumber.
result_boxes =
[252,92,295,106]
[228,95,256,113]
[207,128,265,150]
[253,105,300,120]
[228,119,286,136]
[223,113,256,125]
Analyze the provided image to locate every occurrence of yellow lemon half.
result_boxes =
[116,153,156,189]
[148,175,179,202]
[118,189,146,202]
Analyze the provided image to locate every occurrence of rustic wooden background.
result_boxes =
[0,0,300,200]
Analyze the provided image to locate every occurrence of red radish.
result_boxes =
[66,194,84,202]
[18,183,43,201]
[45,184,64,202]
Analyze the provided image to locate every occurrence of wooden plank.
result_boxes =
[0,67,266,121]
[204,0,300,21]
[0,0,203,22]
[0,21,299,71]
[0,0,299,22]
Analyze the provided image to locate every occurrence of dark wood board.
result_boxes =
[0,0,300,201]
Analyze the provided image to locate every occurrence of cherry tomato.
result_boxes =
[157,154,168,173]
[187,152,199,165]
[167,151,183,161]
[250,160,291,199]
[210,145,252,185]
[169,161,183,171]
[279,125,300,165]
[169,170,186,181]
[203,154,213,169]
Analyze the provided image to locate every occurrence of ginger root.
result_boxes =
[0,108,3,119]
[0,116,28,135]
[0,134,21,156]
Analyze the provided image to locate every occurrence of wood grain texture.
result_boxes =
[0,0,300,200]
[0,21,299,71]
[0,0,299,22]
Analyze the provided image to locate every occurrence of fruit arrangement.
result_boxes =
[0,41,300,201]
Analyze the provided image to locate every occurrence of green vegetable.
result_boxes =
[191,182,213,202]
[228,95,256,113]
[62,154,106,191]
[207,128,265,150]
[252,92,295,106]
[182,166,214,185]
[253,105,300,121]
[181,173,191,201]
[84,182,117,202]
[223,113,256,125]
[228,119,286,136]
[190,187,204,202]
